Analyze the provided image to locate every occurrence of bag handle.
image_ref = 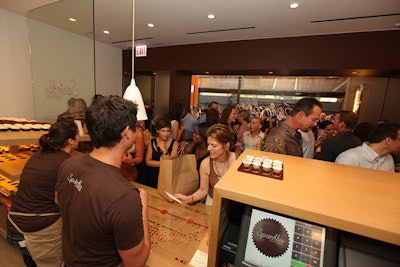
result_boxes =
[178,145,185,156]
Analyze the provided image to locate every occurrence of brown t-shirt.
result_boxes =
[8,150,70,233]
[56,154,144,267]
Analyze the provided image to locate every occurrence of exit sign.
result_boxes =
[135,45,147,57]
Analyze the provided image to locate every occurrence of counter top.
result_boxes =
[133,183,212,266]
[213,149,400,246]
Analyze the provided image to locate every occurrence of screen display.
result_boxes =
[236,207,326,267]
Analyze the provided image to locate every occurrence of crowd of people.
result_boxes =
[126,97,399,200]
[6,95,400,266]
[102,96,400,193]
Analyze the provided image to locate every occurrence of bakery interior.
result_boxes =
[0,0,400,266]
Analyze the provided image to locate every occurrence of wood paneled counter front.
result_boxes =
[209,149,400,266]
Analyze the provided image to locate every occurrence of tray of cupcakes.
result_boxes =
[238,155,283,180]
[0,117,51,131]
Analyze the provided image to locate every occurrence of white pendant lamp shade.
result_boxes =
[123,0,148,121]
[123,79,148,121]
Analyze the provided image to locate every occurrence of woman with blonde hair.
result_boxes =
[174,124,236,206]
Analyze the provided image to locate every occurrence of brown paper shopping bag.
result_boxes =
[157,154,199,202]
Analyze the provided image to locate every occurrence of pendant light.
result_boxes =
[123,0,148,120]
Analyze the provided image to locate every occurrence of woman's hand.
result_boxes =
[173,193,192,204]
[122,152,133,164]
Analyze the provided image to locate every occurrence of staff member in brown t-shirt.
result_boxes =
[56,96,150,267]
[7,120,80,266]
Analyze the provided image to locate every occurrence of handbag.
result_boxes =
[157,153,199,202]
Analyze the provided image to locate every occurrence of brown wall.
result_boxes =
[125,30,400,76]
[123,31,400,121]
[169,71,192,109]
[381,78,400,124]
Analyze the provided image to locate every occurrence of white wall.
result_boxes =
[0,9,35,119]
[0,8,123,122]
[29,19,95,122]
[95,41,122,97]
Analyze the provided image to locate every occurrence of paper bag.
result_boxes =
[157,154,199,202]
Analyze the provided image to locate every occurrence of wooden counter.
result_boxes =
[127,183,212,266]
[0,151,32,180]
[209,149,400,266]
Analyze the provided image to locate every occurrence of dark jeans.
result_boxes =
[6,230,37,267]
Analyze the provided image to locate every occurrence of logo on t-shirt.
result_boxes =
[67,173,83,191]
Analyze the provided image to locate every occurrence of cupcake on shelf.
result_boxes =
[0,124,9,131]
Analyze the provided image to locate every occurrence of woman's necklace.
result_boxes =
[213,159,230,181]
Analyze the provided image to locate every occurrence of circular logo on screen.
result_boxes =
[252,218,289,257]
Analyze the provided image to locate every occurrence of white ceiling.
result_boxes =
[1,0,399,50]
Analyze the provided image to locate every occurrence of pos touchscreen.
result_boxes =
[234,206,337,267]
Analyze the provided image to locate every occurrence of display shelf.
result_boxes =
[0,130,48,146]
[208,149,400,266]
[0,130,90,146]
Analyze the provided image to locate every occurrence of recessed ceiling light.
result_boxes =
[208,14,215,19]
[148,23,154,28]
[289,2,300,9]
[205,71,210,74]
[68,17,77,22]
[103,30,110,34]
[351,71,359,75]
[268,71,274,75]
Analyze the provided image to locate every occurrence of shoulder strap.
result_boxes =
[166,139,175,155]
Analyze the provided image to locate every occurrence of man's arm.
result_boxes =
[118,189,150,267]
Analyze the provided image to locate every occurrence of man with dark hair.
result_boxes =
[56,96,150,266]
[316,110,362,162]
[261,97,322,156]
[198,101,220,123]
[336,122,400,171]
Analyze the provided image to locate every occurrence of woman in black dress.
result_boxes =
[145,118,179,188]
